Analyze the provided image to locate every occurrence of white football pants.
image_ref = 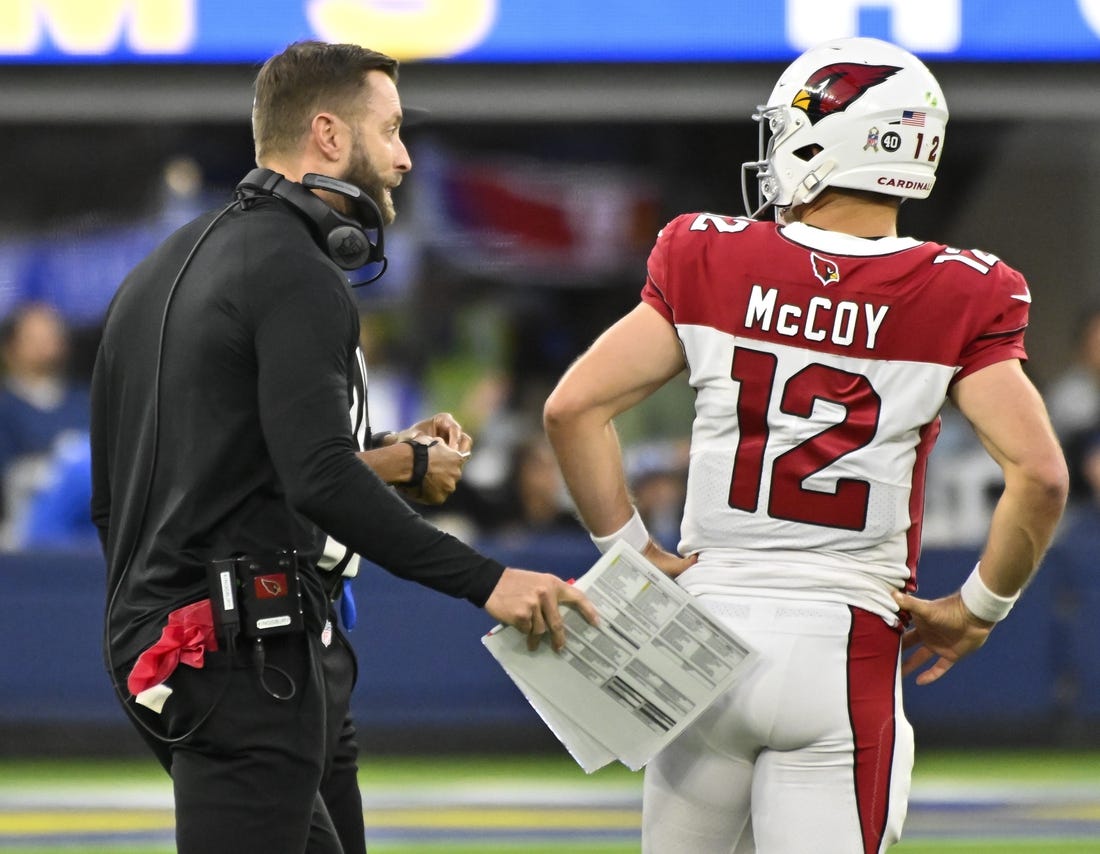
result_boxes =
[642,594,913,854]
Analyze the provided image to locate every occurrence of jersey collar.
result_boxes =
[780,221,921,257]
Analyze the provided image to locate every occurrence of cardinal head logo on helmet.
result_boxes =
[792,63,901,124]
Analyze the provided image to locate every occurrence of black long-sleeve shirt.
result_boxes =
[91,195,504,666]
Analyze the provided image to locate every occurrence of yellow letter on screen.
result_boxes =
[307,0,497,61]
[0,0,194,56]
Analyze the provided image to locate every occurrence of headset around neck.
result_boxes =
[235,168,388,283]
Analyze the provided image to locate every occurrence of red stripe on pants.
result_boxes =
[846,607,902,854]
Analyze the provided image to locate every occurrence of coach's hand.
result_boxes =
[398,440,468,505]
[486,569,600,652]
[892,589,995,686]
[396,412,473,455]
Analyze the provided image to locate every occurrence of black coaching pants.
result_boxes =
[320,619,367,854]
[121,630,343,854]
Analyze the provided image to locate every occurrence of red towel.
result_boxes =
[127,599,219,696]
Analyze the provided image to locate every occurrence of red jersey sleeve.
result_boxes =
[953,256,1030,383]
[641,215,694,323]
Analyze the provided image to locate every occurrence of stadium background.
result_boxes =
[1,1,1099,850]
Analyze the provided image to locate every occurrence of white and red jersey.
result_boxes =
[641,214,1029,622]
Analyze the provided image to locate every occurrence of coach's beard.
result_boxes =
[343,144,396,226]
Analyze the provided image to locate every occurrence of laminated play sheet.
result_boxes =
[483,540,755,772]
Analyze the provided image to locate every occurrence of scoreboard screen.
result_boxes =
[1,0,1098,64]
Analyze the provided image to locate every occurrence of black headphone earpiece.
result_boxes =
[235,168,387,275]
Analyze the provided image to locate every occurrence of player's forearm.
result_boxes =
[544,406,633,536]
[977,458,1068,596]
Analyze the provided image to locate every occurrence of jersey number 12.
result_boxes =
[728,346,881,530]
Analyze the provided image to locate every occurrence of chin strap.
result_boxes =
[794,159,838,207]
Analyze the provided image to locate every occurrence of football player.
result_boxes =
[544,36,1067,853]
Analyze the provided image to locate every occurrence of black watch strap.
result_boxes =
[403,439,431,489]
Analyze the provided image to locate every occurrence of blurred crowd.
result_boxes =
[7,289,1100,561]
[0,293,693,555]
[0,301,93,550]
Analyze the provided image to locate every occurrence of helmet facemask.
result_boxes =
[742,104,837,220]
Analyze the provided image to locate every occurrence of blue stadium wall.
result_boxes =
[2,534,1095,755]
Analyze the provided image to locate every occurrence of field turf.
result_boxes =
[1,749,1098,852]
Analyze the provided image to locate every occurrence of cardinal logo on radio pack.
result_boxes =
[792,63,901,125]
[254,573,288,599]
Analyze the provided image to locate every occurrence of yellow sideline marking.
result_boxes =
[0,810,174,833]
[1024,804,1100,821]
[364,808,640,829]
[0,807,639,835]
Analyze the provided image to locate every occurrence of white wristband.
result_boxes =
[959,562,1020,623]
[590,507,651,555]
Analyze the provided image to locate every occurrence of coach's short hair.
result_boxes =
[252,41,399,163]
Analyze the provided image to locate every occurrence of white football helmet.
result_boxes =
[742,37,948,218]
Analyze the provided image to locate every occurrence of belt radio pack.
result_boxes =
[206,551,304,647]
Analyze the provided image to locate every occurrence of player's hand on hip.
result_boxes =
[892,590,995,686]
[642,541,698,579]
[485,568,600,652]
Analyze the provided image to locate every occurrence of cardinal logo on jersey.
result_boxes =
[792,63,901,125]
[811,252,840,287]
